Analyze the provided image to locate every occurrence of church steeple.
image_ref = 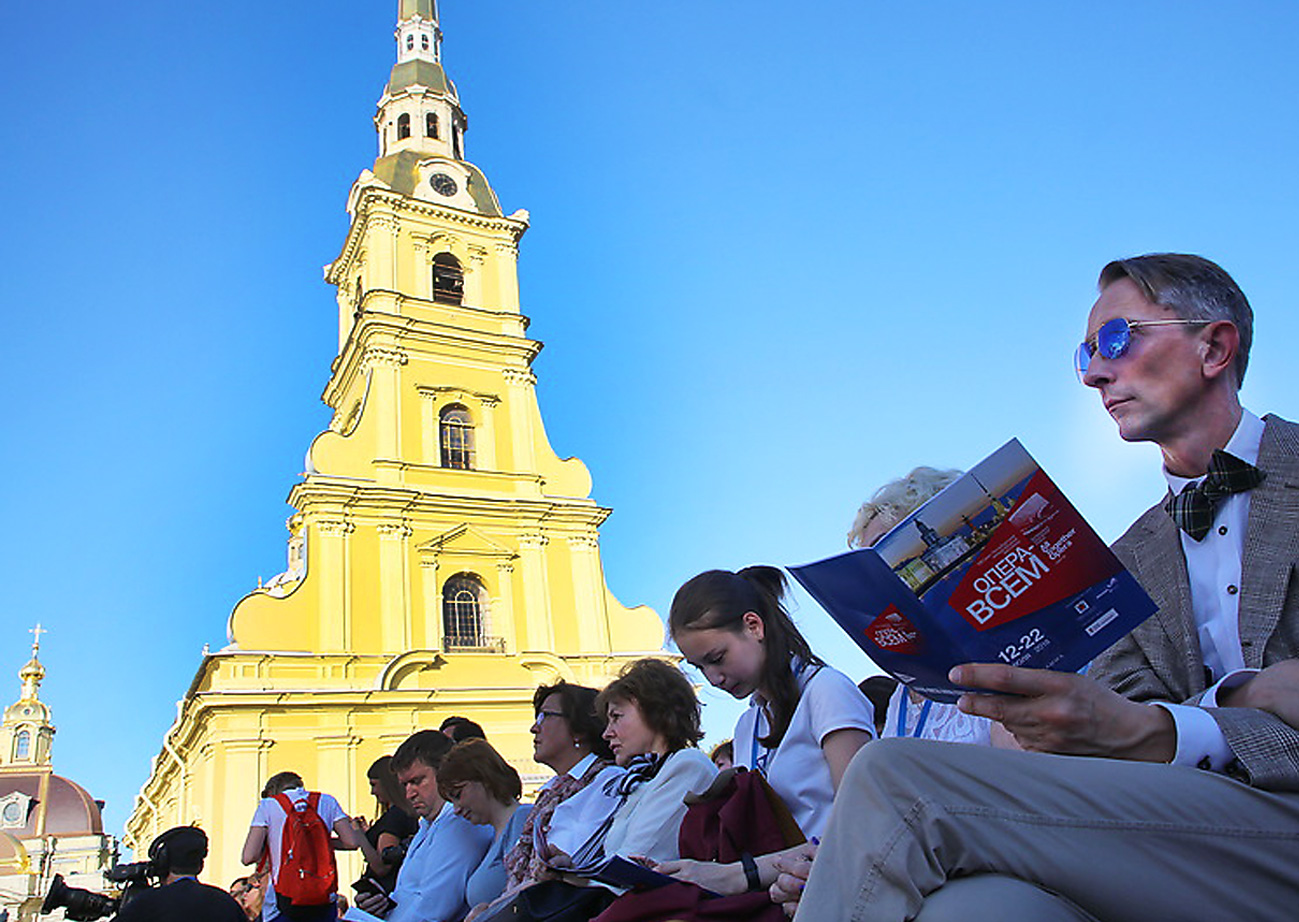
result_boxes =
[376,0,466,163]
[1,625,56,767]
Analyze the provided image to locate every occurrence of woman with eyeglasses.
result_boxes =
[545,658,717,871]
[499,681,620,892]
[437,739,533,916]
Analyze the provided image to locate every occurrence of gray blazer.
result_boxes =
[1091,414,1299,791]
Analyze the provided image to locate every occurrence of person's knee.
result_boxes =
[915,875,1098,922]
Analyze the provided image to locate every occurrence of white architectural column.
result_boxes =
[419,557,442,650]
[518,534,553,651]
[418,388,440,465]
[219,739,271,875]
[465,244,487,307]
[494,560,516,652]
[566,534,609,652]
[362,346,408,480]
[316,733,364,885]
[367,212,399,291]
[315,519,355,651]
[377,524,413,652]
[495,240,521,312]
[503,368,538,471]
[477,396,499,471]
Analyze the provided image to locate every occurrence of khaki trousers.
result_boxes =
[794,738,1299,922]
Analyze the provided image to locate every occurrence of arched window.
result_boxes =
[439,404,475,469]
[397,113,411,140]
[426,112,439,139]
[406,34,415,51]
[14,730,30,760]
[432,252,464,305]
[452,126,462,160]
[442,574,487,649]
[421,34,430,51]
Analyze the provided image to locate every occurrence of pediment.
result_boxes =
[417,524,516,560]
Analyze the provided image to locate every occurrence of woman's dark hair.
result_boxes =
[367,755,414,815]
[437,739,523,804]
[669,566,822,748]
[532,680,614,761]
[439,716,487,742]
[596,658,703,753]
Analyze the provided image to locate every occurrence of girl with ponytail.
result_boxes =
[668,566,874,840]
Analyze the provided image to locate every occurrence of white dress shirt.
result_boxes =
[1155,408,1264,771]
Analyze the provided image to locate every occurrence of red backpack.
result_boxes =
[273,791,338,906]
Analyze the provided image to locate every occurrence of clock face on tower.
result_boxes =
[430,173,458,197]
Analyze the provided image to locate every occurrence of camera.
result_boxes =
[40,861,156,921]
[41,826,206,919]
[380,839,408,868]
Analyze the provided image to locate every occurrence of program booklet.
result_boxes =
[473,858,682,922]
[789,439,1157,703]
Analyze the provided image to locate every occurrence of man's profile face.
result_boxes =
[1082,277,1209,448]
[396,759,442,819]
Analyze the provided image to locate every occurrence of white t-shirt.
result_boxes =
[250,787,348,889]
[881,686,992,745]
[734,663,875,839]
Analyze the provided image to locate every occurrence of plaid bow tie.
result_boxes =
[1164,449,1264,541]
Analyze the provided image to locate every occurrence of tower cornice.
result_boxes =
[326,186,527,287]
[321,307,541,410]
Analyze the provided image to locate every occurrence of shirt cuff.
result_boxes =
[1199,668,1260,707]
[1152,702,1236,771]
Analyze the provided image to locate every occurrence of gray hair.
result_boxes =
[848,466,963,548]
[1098,253,1252,388]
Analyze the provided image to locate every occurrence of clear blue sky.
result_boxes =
[3,1,1299,838]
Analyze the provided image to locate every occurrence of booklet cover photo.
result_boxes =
[790,440,1157,703]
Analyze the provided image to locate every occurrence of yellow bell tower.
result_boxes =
[124,0,663,885]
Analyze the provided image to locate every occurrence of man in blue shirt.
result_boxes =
[352,730,492,922]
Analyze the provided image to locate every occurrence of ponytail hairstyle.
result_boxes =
[668,566,821,748]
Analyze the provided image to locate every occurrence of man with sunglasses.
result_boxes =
[787,254,1299,922]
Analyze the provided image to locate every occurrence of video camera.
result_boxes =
[40,861,155,921]
[40,826,208,920]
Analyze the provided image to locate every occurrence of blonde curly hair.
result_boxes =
[847,466,963,548]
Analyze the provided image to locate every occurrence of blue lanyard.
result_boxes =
[750,712,772,773]
[896,698,933,739]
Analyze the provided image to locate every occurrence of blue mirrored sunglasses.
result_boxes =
[1074,317,1206,381]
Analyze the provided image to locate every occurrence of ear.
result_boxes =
[741,610,765,642]
[1199,320,1240,383]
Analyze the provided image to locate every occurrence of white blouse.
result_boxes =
[880,686,992,746]
[734,663,875,839]
[545,748,717,870]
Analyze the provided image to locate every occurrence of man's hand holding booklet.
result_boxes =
[790,439,1156,703]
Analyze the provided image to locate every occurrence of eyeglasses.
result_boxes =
[1074,317,1206,380]
[531,710,565,729]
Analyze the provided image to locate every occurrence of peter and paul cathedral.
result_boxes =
[124,1,663,886]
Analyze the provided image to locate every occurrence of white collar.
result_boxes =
[1165,407,1264,493]
[562,751,598,780]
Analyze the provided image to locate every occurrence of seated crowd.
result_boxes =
[224,254,1298,922]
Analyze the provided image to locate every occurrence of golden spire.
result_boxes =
[18,623,46,702]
